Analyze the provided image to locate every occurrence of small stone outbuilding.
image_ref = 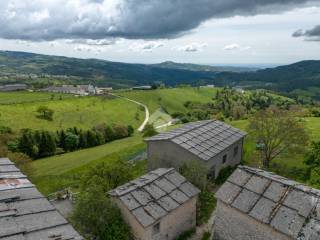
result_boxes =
[109,168,200,240]
[145,120,246,178]
[0,158,83,240]
[213,165,320,240]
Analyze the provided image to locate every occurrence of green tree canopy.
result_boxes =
[248,107,309,168]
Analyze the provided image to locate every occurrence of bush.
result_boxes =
[36,106,54,121]
[72,186,132,240]
[197,191,216,225]
[64,132,80,152]
[0,126,12,134]
[180,160,207,191]
[215,166,236,185]
[201,232,211,240]
[143,124,158,137]
[175,228,196,240]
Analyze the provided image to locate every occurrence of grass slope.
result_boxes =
[0,91,72,105]
[30,134,146,195]
[0,94,142,132]
[119,87,218,114]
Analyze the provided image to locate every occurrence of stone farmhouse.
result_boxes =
[0,158,83,240]
[0,84,27,92]
[41,84,97,95]
[213,165,320,240]
[109,168,200,240]
[145,120,246,179]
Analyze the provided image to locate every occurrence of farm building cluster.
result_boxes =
[41,84,112,96]
[1,119,319,240]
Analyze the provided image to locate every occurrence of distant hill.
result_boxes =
[0,51,217,88]
[0,51,319,100]
[152,61,257,73]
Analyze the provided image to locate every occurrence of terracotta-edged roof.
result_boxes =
[145,120,246,161]
[215,166,320,239]
[0,158,83,240]
[108,168,200,228]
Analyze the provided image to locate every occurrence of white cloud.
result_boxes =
[129,41,164,52]
[177,42,208,52]
[223,43,251,51]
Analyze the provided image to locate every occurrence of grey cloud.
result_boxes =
[293,25,320,41]
[0,0,317,41]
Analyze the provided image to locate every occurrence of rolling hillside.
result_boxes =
[1,51,320,99]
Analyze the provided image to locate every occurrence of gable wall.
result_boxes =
[147,138,244,178]
[113,196,197,240]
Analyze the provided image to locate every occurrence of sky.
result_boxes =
[0,0,320,65]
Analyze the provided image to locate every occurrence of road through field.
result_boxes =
[111,93,149,132]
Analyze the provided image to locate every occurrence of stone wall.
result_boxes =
[113,196,197,240]
[147,139,244,178]
[212,201,291,240]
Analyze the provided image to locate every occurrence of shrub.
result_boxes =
[36,106,54,121]
[201,232,211,240]
[143,124,158,137]
[197,191,216,225]
[64,132,80,152]
[175,228,196,240]
[72,185,132,240]
[215,166,236,185]
[179,160,207,191]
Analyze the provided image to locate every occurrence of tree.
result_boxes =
[248,107,309,168]
[38,131,56,158]
[17,130,38,159]
[143,124,158,137]
[127,125,134,136]
[71,185,132,240]
[36,106,54,121]
[81,161,134,192]
[304,141,320,187]
[64,132,79,151]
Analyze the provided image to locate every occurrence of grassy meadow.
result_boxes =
[119,87,218,114]
[0,91,72,104]
[0,93,143,132]
[2,88,320,195]
[30,134,146,195]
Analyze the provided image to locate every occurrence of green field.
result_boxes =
[0,91,72,105]
[3,88,319,195]
[0,94,143,132]
[119,87,218,114]
[30,134,146,195]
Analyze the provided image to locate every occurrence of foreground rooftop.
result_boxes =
[0,158,83,240]
[216,166,320,239]
[109,168,200,228]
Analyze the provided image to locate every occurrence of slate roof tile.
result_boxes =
[0,159,83,239]
[232,189,260,213]
[145,120,246,161]
[216,165,320,239]
[215,181,242,205]
[109,168,200,228]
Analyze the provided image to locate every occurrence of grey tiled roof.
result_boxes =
[145,120,246,161]
[0,158,83,240]
[215,166,320,239]
[109,168,200,228]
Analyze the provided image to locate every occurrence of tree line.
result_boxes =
[11,124,134,159]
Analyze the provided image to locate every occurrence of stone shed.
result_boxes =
[0,158,83,240]
[213,165,320,240]
[108,168,200,240]
[145,120,246,178]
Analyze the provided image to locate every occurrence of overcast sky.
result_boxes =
[0,0,320,65]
